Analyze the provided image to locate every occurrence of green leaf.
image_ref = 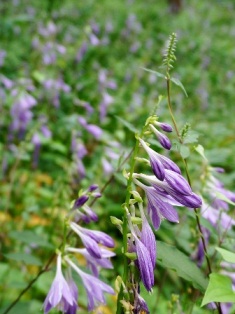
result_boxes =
[170,77,188,97]
[157,241,208,291]
[183,130,199,144]
[216,247,235,263]
[201,273,235,306]
[140,67,166,79]
[179,144,190,159]
[194,144,208,161]
[114,116,138,133]
[5,253,42,266]
[9,230,53,249]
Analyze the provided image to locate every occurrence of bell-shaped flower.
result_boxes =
[128,213,155,291]
[149,124,171,150]
[43,254,77,314]
[66,247,115,277]
[70,222,102,258]
[134,235,154,291]
[164,169,192,196]
[65,257,115,311]
[78,226,115,248]
[139,138,165,181]
[134,179,179,230]
[139,204,156,269]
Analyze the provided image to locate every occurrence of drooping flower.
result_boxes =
[70,222,114,259]
[66,247,115,277]
[139,138,165,181]
[154,121,173,133]
[65,257,115,311]
[134,179,179,230]
[127,211,155,292]
[43,254,77,314]
[149,124,172,150]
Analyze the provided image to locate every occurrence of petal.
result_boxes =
[157,154,181,174]
[140,218,157,268]
[164,169,192,195]
[135,237,154,291]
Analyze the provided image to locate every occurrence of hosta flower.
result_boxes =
[136,173,202,209]
[134,235,154,291]
[134,179,179,230]
[66,247,115,277]
[139,138,181,181]
[44,254,77,314]
[128,210,155,291]
[70,222,114,259]
[65,257,115,311]
[139,138,165,181]
[154,121,173,133]
[149,124,171,150]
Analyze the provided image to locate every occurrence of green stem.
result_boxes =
[166,77,223,314]
[116,138,140,314]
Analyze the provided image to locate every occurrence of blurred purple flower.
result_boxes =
[78,116,103,139]
[10,92,37,133]
[65,257,115,311]
[0,50,6,67]
[154,122,173,133]
[76,42,88,63]
[66,247,115,277]
[99,92,113,122]
[44,254,77,314]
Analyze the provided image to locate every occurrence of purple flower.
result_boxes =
[149,124,172,150]
[134,293,150,314]
[138,204,156,269]
[164,169,192,196]
[44,254,77,314]
[88,184,98,192]
[11,92,37,133]
[67,247,115,277]
[155,121,173,133]
[73,195,89,209]
[139,138,165,181]
[65,257,115,311]
[134,236,154,291]
[134,179,179,230]
[78,117,103,139]
[70,222,102,258]
[70,223,114,258]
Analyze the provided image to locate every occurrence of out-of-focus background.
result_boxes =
[1,0,235,313]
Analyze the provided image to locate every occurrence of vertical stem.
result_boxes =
[116,138,140,314]
[166,77,223,314]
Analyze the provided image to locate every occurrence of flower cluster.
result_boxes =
[44,185,115,313]
[126,118,202,298]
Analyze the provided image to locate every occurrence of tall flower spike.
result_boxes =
[65,257,115,311]
[43,254,77,314]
